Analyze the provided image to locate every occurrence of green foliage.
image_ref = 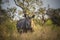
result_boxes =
[0,10,10,24]
[45,19,53,25]
[48,8,60,25]
[7,7,17,19]
[7,7,16,13]
[0,18,17,40]
[0,1,17,39]
[38,8,46,14]
[0,0,60,40]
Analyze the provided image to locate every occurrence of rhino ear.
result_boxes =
[31,15,35,18]
[23,14,27,17]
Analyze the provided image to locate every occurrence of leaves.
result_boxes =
[7,7,17,19]
[38,8,46,14]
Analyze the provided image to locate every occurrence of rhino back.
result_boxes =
[16,19,26,28]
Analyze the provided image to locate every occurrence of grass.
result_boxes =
[0,19,60,40]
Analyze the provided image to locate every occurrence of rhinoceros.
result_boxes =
[16,14,35,33]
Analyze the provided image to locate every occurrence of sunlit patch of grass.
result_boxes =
[45,19,53,25]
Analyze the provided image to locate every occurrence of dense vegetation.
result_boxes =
[0,0,60,40]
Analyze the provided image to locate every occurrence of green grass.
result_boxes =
[0,19,60,40]
[45,19,53,25]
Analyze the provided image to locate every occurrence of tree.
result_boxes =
[0,0,19,40]
[38,7,46,25]
[7,7,17,20]
[14,0,43,17]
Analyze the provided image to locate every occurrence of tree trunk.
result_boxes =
[42,14,45,25]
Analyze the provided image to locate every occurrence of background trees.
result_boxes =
[14,0,43,17]
[47,8,60,26]
[0,0,60,40]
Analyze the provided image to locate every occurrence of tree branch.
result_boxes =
[14,0,24,10]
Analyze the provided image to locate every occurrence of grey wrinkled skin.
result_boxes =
[16,17,33,33]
